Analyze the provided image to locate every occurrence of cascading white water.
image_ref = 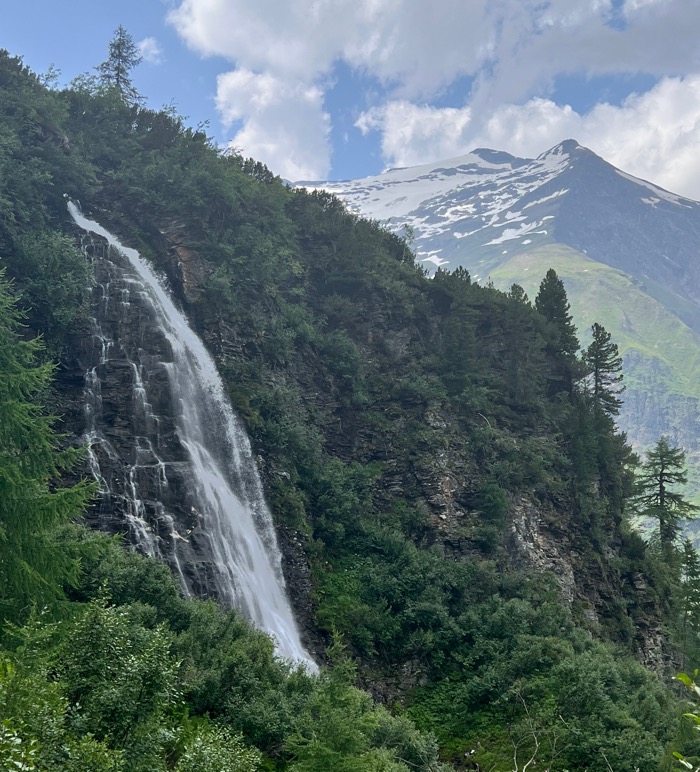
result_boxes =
[69,202,316,670]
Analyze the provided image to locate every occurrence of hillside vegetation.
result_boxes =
[1,45,700,770]
[491,244,700,508]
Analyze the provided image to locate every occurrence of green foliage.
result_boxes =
[60,598,179,765]
[636,437,700,548]
[411,634,678,771]
[680,541,700,667]
[0,719,38,771]
[0,273,92,621]
[285,652,447,772]
[584,322,625,417]
[11,230,91,354]
[534,268,579,358]
[0,45,689,771]
[175,724,262,772]
[671,671,700,770]
[535,267,580,397]
[96,26,143,105]
[0,615,128,771]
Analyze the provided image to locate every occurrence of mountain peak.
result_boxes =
[537,138,584,160]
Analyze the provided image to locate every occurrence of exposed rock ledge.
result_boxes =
[506,495,577,609]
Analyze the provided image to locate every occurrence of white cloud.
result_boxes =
[464,0,700,116]
[579,76,700,198]
[168,0,490,95]
[623,0,669,13]
[356,102,474,166]
[167,0,700,185]
[358,76,700,199]
[169,0,700,98]
[137,37,164,65]
[216,69,331,179]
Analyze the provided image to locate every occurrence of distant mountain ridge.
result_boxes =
[299,141,700,499]
[301,140,700,294]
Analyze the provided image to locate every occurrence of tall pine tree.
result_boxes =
[96,25,143,105]
[635,437,699,551]
[534,268,579,396]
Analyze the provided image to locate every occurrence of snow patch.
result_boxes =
[453,228,483,239]
[615,170,693,208]
[522,189,569,209]
[422,254,449,267]
[300,143,571,225]
[484,220,544,245]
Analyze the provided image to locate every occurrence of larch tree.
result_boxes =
[635,437,699,551]
[96,25,143,105]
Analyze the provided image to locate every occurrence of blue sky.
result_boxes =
[3,2,231,142]
[4,1,700,197]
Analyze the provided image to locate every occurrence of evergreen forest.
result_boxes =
[3,40,700,770]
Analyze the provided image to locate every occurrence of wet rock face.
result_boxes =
[506,495,577,608]
[76,234,221,600]
[67,220,314,667]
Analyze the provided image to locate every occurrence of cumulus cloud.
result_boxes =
[167,0,700,185]
[168,0,490,95]
[137,37,164,65]
[578,76,700,198]
[465,0,700,115]
[169,0,700,98]
[216,69,331,180]
[358,76,700,199]
[356,103,474,165]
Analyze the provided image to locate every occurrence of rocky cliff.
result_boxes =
[66,198,665,671]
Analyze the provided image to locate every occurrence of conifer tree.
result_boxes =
[583,323,624,417]
[502,284,546,404]
[534,269,579,357]
[0,272,92,619]
[96,25,143,105]
[680,539,700,666]
[534,268,579,395]
[508,283,529,305]
[636,437,699,550]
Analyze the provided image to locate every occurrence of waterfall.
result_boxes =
[69,202,316,670]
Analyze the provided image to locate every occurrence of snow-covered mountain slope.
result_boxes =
[298,141,700,502]
[299,140,700,316]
